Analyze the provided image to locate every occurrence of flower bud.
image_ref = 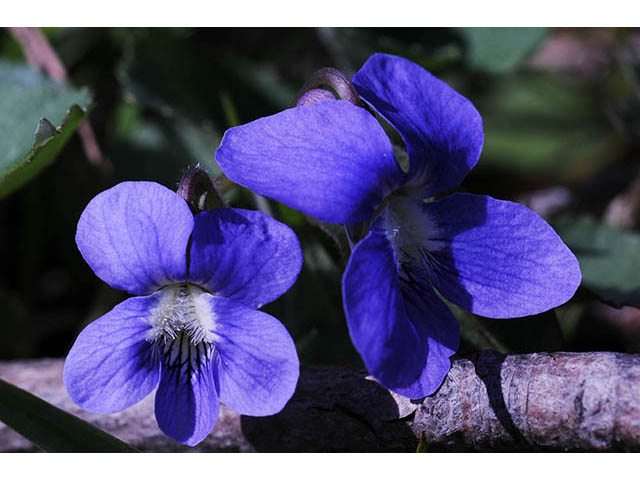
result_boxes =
[176,165,224,212]
[294,67,361,107]
[296,88,336,107]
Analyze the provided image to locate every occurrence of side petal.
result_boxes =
[76,181,193,295]
[189,208,303,309]
[63,294,161,413]
[154,341,219,447]
[207,296,299,416]
[352,53,484,197]
[215,99,405,224]
[422,193,582,318]
[342,218,458,399]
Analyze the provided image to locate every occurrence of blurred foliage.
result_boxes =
[456,27,548,74]
[476,73,623,183]
[2,27,640,367]
[554,216,640,308]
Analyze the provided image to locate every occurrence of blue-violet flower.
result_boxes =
[64,181,302,446]
[215,53,582,399]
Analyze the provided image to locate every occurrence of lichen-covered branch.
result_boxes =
[1,352,639,452]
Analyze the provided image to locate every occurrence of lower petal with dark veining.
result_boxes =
[154,336,219,447]
[393,264,459,398]
[342,217,458,398]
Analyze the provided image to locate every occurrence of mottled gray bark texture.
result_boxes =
[1,352,639,452]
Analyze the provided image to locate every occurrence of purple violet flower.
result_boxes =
[64,181,302,446]
[215,53,582,399]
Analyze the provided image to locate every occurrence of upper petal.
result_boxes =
[189,208,303,309]
[63,294,161,413]
[154,340,219,447]
[215,100,405,224]
[421,193,582,318]
[342,216,458,398]
[352,53,484,198]
[207,295,299,416]
[76,181,193,295]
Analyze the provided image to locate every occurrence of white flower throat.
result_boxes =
[146,284,219,370]
[383,193,443,264]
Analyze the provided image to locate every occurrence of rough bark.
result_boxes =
[1,352,639,452]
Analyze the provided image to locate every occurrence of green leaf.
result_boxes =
[457,27,548,74]
[0,379,137,452]
[0,61,91,199]
[416,432,429,453]
[0,106,88,199]
[553,216,640,308]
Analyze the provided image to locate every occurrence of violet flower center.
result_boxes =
[145,284,219,365]
[383,193,443,268]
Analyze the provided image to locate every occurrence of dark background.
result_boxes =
[2,27,640,366]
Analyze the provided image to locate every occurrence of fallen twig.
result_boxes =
[1,352,639,452]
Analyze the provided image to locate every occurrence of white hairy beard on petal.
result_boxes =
[145,284,221,366]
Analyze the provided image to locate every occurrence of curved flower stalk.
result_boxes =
[215,53,582,399]
[64,181,302,446]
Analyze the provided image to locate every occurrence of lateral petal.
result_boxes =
[63,294,161,413]
[207,295,299,416]
[189,208,302,309]
[422,193,582,318]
